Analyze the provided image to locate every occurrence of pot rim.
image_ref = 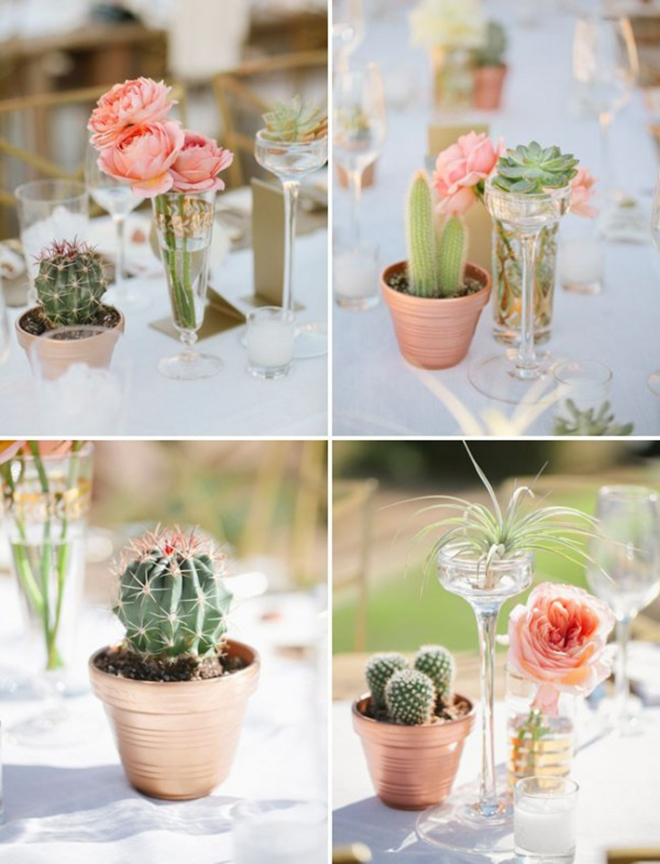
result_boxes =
[16,305,125,339]
[88,638,260,689]
[352,691,475,728]
[381,261,491,307]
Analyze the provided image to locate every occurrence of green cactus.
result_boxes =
[436,215,467,296]
[35,239,107,328]
[366,652,408,711]
[407,171,438,298]
[475,21,507,68]
[414,645,455,701]
[385,669,436,726]
[492,141,579,194]
[114,526,233,659]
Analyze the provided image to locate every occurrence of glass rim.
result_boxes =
[15,179,87,204]
[553,359,613,386]
[15,441,94,463]
[437,545,534,572]
[485,173,573,201]
[255,129,328,150]
[598,484,658,502]
[248,306,296,323]
[515,776,579,798]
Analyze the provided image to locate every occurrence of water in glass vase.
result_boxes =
[162,244,209,331]
[507,710,574,786]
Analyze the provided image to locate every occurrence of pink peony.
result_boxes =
[170,132,234,193]
[98,121,185,198]
[508,582,615,716]
[570,167,597,219]
[88,78,175,149]
[434,132,503,214]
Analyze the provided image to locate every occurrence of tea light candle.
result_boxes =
[560,238,603,294]
[334,247,380,309]
[246,307,295,379]
[514,777,578,863]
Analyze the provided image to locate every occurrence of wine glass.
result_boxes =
[587,486,660,735]
[649,171,660,395]
[571,15,641,241]
[85,143,146,310]
[332,0,365,72]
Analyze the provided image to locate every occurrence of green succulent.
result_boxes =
[492,141,579,194]
[414,645,455,700]
[553,400,634,436]
[366,652,408,711]
[385,669,436,726]
[475,21,507,68]
[262,96,328,143]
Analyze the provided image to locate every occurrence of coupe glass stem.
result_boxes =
[347,168,363,246]
[282,180,300,313]
[113,212,126,298]
[474,605,499,816]
[615,615,631,726]
[516,230,540,379]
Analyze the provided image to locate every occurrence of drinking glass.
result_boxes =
[587,486,660,735]
[152,190,222,379]
[232,800,327,864]
[514,777,579,864]
[553,360,613,433]
[571,16,641,241]
[85,143,145,310]
[649,171,660,395]
[417,548,533,857]
[246,306,295,379]
[334,238,380,310]
[15,180,89,301]
[255,129,328,358]
[470,177,572,404]
[332,0,365,71]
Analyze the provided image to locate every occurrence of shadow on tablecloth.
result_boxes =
[0,763,238,844]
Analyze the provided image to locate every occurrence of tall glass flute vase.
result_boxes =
[1,443,93,746]
[153,190,222,380]
[255,130,328,358]
[469,177,572,405]
[648,171,660,396]
[586,486,660,735]
[85,144,145,311]
[417,549,533,857]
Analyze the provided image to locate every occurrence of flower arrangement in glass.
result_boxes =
[506,583,614,786]
[88,78,234,380]
[411,444,605,856]
[0,440,93,743]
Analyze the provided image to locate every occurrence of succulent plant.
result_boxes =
[414,645,455,700]
[385,669,436,726]
[475,21,507,69]
[492,142,579,194]
[553,400,634,436]
[366,652,408,711]
[114,526,232,659]
[262,96,328,143]
[35,239,107,328]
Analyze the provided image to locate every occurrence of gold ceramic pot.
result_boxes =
[352,694,475,810]
[89,639,259,800]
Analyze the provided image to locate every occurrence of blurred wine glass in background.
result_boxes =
[333,0,365,71]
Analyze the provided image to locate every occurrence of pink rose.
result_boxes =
[98,121,185,198]
[170,132,234,193]
[441,186,478,216]
[570,167,597,219]
[88,78,175,149]
[434,132,504,213]
[508,582,615,716]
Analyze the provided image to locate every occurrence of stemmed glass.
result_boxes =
[332,0,365,71]
[586,486,660,735]
[649,171,660,395]
[255,129,328,359]
[85,143,146,310]
[470,177,572,404]
[417,549,533,856]
[571,16,640,241]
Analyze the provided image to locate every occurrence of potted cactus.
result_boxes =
[352,645,474,810]
[89,526,259,801]
[15,239,124,378]
[381,170,491,369]
[473,21,508,110]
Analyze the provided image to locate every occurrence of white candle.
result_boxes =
[334,249,378,299]
[514,797,576,857]
[560,238,603,290]
[247,319,294,368]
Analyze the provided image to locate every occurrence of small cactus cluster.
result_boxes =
[492,142,579,194]
[365,645,456,726]
[113,526,233,660]
[407,172,467,298]
[475,21,507,69]
[262,96,328,143]
[35,239,108,329]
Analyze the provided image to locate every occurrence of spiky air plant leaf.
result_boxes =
[492,141,579,194]
[553,400,634,436]
[262,96,328,143]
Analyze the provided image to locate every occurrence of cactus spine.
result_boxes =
[114,527,232,659]
[436,215,467,296]
[407,171,437,298]
[414,645,455,701]
[366,652,408,711]
[35,240,107,328]
[385,669,436,726]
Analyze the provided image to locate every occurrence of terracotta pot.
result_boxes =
[16,308,125,380]
[89,639,260,800]
[381,261,491,370]
[474,65,508,111]
[338,161,376,189]
[352,694,475,810]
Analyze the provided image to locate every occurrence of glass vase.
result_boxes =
[506,668,576,788]
[431,46,475,113]
[1,443,93,745]
[152,190,222,380]
[492,220,558,346]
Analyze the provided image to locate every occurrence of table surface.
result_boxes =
[333,697,660,864]
[332,0,660,436]
[0,227,328,437]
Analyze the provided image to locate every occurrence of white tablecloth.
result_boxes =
[333,698,660,864]
[333,0,660,436]
[0,230,328,437]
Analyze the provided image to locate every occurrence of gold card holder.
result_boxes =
[428,122,493,275]
[149,288,245,342]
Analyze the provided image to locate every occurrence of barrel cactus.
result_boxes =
[492,142,579,194]
[385,669,436,726]
[414,645,455,700]
[35,239,107,328]
[366,652,408,711]
[114,526,232,659]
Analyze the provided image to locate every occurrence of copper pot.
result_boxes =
[352,694,475,810]
[381,261,491,370]
[89,639,260,800]
[338,162,376,189]
[16,307,125,380]
[474,65,508,111]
